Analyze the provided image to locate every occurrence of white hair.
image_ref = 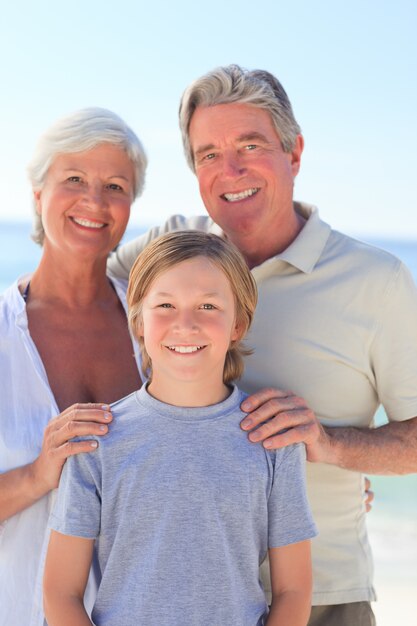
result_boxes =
[27,107,147,245]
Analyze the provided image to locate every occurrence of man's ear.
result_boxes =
[290,134,304,178]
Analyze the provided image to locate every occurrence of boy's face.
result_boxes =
[139,256,240,401]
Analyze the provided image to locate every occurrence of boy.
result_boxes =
[43,231,316,625]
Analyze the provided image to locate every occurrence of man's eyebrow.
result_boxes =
[194,143,216,157]
[194,132,271,157]
[237,132,270,143]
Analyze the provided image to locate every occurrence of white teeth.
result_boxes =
[72,217,105,229]
[223,188,259,202]
[167,346,204,353]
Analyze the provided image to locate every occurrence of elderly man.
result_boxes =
[108,65,417,626]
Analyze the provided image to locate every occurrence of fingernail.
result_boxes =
[241,401,251,411]
[263,440,273,449]
[99,425,107,432]
[103,412,112,420]
[249,431,261,442]
[90,441,98,448]
[101,405,110,411]
[241,418,252,430]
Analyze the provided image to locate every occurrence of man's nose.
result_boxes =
[221,152,246,178]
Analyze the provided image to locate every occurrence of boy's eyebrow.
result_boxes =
[152,291,221,297]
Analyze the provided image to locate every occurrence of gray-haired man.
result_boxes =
[109,65,417,626]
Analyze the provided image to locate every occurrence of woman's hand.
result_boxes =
[32,403,113,493]
[0,404,112,522]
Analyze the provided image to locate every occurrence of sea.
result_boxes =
[1,220,417,620]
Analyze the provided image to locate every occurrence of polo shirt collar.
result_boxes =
[274,202,331,274]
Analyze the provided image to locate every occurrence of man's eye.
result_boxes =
[245,144,257,151]
[203,153,216,161]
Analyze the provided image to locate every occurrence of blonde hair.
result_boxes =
[127,231,257,383]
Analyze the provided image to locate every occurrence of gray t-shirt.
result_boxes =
[50,385,316,626]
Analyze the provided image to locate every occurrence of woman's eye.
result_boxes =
[67,176,82,183]
[201,303,215,310]
[159,303,173,308]
[107,183,123,191]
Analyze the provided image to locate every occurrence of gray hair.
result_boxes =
[27,107,148,245]
[179,64,301,171]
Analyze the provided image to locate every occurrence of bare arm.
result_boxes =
[266,540,312,626]
[0,403,112,522]
[240,388,417,475]
[43,530,94,626]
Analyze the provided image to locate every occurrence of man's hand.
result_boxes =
[240,387,332,462]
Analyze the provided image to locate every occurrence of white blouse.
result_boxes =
[0,275,142,626]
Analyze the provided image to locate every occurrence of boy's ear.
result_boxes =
[231,320,244,342]
[136,317,144,337]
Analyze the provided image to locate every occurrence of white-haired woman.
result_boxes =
[0,108,147,625]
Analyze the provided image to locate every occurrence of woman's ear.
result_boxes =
[33,189,42,215]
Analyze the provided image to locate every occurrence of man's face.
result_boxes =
[189,103,303,248]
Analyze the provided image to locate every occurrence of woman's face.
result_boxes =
[34,143,135,261]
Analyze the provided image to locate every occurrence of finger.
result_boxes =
[240,388,293,413]
[54,438,99,460]
[364,476,371,491]
[52,420,110,448]
[260,423,316,450]
[53,404,113,430]
[241,396,306,431]
[245,407,314,442]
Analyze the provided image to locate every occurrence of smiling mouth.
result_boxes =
[221,188,259,202]
[71,217,106,229]
[166,345,205,354]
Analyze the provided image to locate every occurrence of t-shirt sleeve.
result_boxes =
[49,443,101,539]
[268,443,317,548]
[371,262,417,421]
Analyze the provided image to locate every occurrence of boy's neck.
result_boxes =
[147,378,232,408]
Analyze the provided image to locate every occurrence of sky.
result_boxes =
[0,0,416,239]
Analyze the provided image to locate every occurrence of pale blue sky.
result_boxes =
[0,0,416,237]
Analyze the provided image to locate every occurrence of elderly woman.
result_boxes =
[0,108,146,625]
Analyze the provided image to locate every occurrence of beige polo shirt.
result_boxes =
[108,203,417,605]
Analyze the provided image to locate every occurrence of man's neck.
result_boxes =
[231,208,307,269]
